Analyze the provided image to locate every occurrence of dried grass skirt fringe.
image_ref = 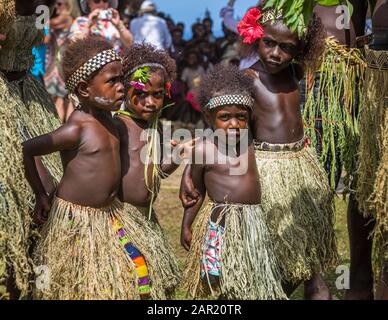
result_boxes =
[33,197,180,300]
[182,201,287,300]
[0,73,61,298]
[255,146,338,284]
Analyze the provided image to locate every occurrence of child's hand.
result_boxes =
[181,226,192,251]
[179,173,200,208]
[171,138,198,162]
[33,195,51,225]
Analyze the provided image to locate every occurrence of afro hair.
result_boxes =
[121,43,176,87]
[61,35,113,84]
[197,64,255,112]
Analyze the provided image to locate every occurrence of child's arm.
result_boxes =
[181,162,206,251]
[159,138,197,177]
[22,123,81,224]
[113,116,129,202]
[179,164,200,208]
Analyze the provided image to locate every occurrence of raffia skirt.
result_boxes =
[0,72,61,298]
[302,37,366,190]
[33,197,180,300]
[182,201,287,300]
[254,138,338,284]
[356,47,388,283]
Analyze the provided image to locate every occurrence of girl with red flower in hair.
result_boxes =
[180,5,338,299]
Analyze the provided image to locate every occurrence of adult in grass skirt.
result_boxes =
[356,0,388,300]
[181,7,338,299]
[0,0,62,299]
[262,0,376,300]
[301,1,368,191]
[306,2,374,300]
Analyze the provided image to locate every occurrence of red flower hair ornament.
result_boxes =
[237,8,264,44]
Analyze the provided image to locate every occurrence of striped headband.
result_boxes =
[206,94,255,110]
[65,49,122,93]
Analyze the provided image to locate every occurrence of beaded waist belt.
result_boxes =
[365,46,388,70]
[253,136,307,152]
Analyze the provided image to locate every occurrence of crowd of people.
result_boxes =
[0,0,387,302]
[28,0,247,125]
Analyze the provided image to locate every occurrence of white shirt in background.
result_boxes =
[130,13,172,51]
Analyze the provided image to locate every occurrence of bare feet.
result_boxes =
[304,274,332,300]
[344,265,374,300]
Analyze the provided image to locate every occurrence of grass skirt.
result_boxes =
[255,144,338,284]
[373,143,388,289]
[356,47,388,219]
[303,37,366,190]
[0,0,15,34]
[357,47,388,282]
[0,72,61,298]
[182,201,287,300]
[33,197,179,300]
[129,205,181,298]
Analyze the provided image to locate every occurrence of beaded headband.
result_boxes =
[126,63,166,78]
[260,8,283,25]
[65,49,122,93]
[206,94,255,110]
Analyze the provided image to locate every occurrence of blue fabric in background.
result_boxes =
[30,26,49,82]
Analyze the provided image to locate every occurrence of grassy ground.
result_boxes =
[154,166,351,300]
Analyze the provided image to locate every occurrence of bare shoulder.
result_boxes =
[58,111,86,140]
[112,115,128,134]
[243,68,257,79]
[114,115,140,137]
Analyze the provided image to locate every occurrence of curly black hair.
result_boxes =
[61,36,113,84]
[297,13,326,71]
[121,43,176,90]
[197,64,256,112]
[239,10,325,71]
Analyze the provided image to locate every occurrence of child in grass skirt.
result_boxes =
[22,36,165,300]
[180,64,286,300]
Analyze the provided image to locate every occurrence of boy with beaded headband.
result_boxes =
[180,64,286,300]
[181,5,338,299]
[22,36,158,300]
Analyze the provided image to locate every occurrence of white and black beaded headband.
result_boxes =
[206,94,255,110]
[66,49,122,93]
[126,63,166,78]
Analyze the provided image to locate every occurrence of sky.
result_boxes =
[153,0,258,39]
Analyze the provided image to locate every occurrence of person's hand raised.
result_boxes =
[110,9,121,27]
[87,9,101,27]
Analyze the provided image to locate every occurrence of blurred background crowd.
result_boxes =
[31,0,260,127]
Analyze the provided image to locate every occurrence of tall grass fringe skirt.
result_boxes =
[182,201,287,300]
[0,72,61,299]
[356,47,388,283]
[33,197,180,300]
[254,137,338,284]
[302,37,366,191]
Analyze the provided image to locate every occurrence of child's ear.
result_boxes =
[77,80,90,99]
